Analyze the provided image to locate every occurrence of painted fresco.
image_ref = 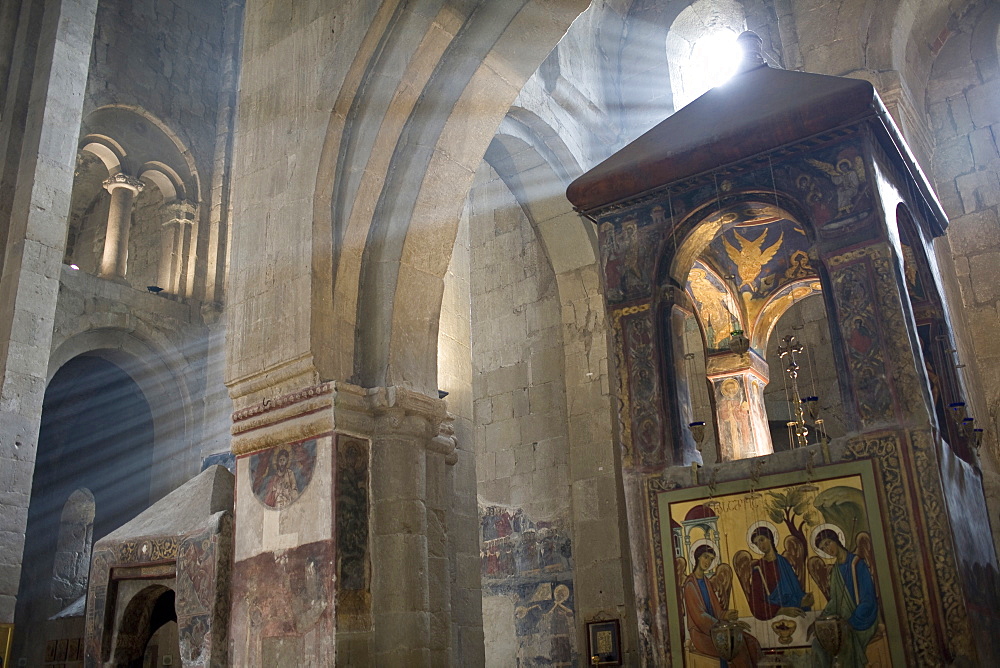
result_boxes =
[829,260,893,425]
[599,210,663,304]
[84,515,232,668]
[336,437,371,632]
[230,541,335,666]
[711,373,770,460]
[701,219,815,333]
[687,263,742,352]
[616,306,666,468]
[659,471,902,666]
[249,439,316,509]
[480,504,576,666]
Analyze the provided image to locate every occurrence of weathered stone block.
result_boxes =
[947,208,1000,256]
[934,136,975,177]
[495,449,515,479]
[970,253,1000,303]
[956,170,1000,213]
[949,94,975,135]
[484,418,520,452]
[970,126,1000,168]
[491,391,514,421]
[967,79,1000,128]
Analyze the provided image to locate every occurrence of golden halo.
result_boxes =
[746,520,780,556]
[810,523,847,559]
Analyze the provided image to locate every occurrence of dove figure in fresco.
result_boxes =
[723,229,784,290]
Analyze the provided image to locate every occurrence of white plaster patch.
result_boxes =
[482,594,517,668]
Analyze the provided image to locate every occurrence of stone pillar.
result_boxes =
[426,422,457,666]
[158,200,194,295]
[368,387,452,667]
[0,0,98,623]
[98,172,143,280]
[226,382,454,666]
[706,350,772,459]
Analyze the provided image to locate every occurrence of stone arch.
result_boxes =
[84,105,200,201]
[70,106,202,292]
[486,112,594,276]
[48,325,195,500]
[661,195,839,461]
[315,0,592,395]
[79,135,125,173]
[64,149,113,271]
[112,585,176,667]
[137,162,185,202]
[16,353,158,665]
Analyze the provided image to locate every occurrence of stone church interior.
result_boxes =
[2,0,1000,666]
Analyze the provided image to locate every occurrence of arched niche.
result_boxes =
[14,354,155,666]
[667,198,842,463]
[47,327,195,502]
[51,488,96,609]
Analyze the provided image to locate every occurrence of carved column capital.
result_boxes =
[102,172,144,194]
[228,381,456,459]
[366,386,450,443]
[163,199,196,226]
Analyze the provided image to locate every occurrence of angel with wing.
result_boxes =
[678,544,762,667]
[733,524,814,621]
[805,156,866,215]
[807,529,879,667]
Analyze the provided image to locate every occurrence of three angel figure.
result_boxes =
[679,525,880,667]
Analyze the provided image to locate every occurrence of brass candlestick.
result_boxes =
[778,335,809,448]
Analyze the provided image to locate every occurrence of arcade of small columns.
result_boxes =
[85,168,196,297]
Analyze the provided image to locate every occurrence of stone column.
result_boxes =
[98,172,143,280]
[0,0,98,623]
[158,200,195,295]
[426,421,457,666]
[368,387,452,667]
[706,350,772,460]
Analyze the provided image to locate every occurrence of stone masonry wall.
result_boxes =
[85,0,225,181]
[468,164,577,667]
[926,3,1000,465]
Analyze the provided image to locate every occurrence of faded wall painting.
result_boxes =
[336,437,371,632]
[480,504,576,667]
[231,436,334,666]
[687,263,742,352]
[657,465,904,666]
[249,439,316,509]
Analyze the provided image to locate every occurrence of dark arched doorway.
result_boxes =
[113,586,178,668]
[13,354,155,665]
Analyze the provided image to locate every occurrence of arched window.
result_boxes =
[51,488,95,609]
[666,0,745,109]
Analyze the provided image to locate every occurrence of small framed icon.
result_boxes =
[586,619,622,665]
